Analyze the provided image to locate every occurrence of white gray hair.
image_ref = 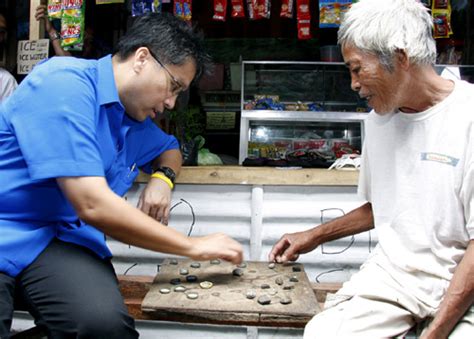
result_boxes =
[338,0,436,70]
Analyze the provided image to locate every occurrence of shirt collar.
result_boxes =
[97,55,121,107]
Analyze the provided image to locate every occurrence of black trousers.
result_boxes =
[0,239,138,339]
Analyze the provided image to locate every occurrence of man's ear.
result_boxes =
[396,49,410,70]
[132,47,150,73]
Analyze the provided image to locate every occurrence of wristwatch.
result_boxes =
[153,166,176,184]
[49,31,60,41]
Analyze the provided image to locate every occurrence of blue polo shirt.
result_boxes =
[0,55,179,277]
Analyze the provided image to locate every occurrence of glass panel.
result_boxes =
[247,120,362,166]
[243,63,368,112]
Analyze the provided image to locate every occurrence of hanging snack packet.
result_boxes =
[432,10,450,38]
[182,0,192,21]
[247,0,256,20]
[433,0,448,9]
[319,0,352,28]
[132,0,154,17]
[213,0,227,21]
[247,0,269,20]
[231,0,245,18]
[48,0,63,20]
[432,0,452,39]
[297,19,311,40]
[296,0,310,20]
[280,0,294,18]
[174,0,183,19]
[257,0,271,19]
[61,0,85,48]
[296,0,311,39]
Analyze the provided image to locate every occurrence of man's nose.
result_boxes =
[164,95,178,110]
[351,77,361,92]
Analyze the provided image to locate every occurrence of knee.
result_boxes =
[76,309,138,339]
[304,310,339,339]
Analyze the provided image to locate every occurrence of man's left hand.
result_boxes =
[137,178,171,224]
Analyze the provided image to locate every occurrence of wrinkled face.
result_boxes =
[123,48,196,122]
[342,44,404,115]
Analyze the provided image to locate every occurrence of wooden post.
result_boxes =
[29,0,44,40]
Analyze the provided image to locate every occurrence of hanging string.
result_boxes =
[123,198,196,275]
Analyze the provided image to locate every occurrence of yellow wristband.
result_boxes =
[151,172,174,190]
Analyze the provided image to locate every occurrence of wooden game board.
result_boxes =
[141,259,321,327]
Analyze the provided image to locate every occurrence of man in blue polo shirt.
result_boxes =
[0,13,243,338]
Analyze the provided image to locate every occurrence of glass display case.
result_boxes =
[239,61,474,167]
[239,61,368,167]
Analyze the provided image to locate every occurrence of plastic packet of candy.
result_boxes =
[60,0,85,48]
[174,0,184,19]
[213,0,227,21]
[48,0,63,20]
[432,0,452,39]
[231,0,245,18]
[257,0,271,19]
[319,0,352,28]
[280,0,294,18]
[182,0,192,21]
[132,0,149,16]
[247,0,270,20]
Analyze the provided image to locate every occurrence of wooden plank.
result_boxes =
[118,275,342,324]
[136,166,359,186]
[29,0,44,40]
[140,259,321,326]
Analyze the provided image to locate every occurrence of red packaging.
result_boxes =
[247,0,270,20]
[433,0,449,9]
[256,0,270,19]
[293,139,310,150]
[274,139,293,149]
[213,0,227,21]
[296,0,311,39]
[298,19,312,40]
[231,0,245,18]
[308,139,327,149]
[247,0,256,19]
[280,0,294,18]
[296,0,310,20]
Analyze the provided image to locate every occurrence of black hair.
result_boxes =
[114,12,211,81]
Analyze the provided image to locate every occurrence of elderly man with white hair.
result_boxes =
[269,0,474,338]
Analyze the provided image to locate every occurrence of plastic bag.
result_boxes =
[198,148,223,166]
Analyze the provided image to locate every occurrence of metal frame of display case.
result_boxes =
[239,61,368,164]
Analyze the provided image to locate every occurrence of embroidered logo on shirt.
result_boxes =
[421,152,459,167]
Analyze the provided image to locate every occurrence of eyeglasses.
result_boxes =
[148,48,184,97]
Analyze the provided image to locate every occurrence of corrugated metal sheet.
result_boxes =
[116,183,374,284]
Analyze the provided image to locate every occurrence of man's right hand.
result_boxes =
[268,230,318,263]
[35,5,53,34]
[188,233,244,265]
